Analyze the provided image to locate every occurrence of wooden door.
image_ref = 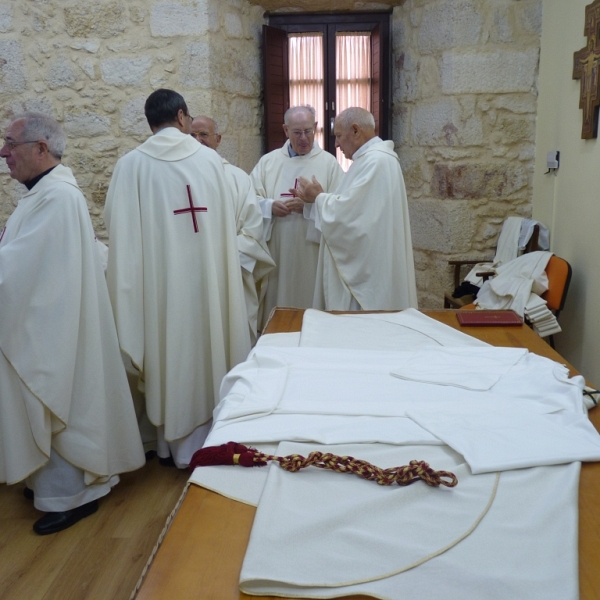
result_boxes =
[263,25,289,152]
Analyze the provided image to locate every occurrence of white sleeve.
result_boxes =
[303,203,315,221]
[239,251,257,274]
[259,198,276,242]
[302,203,321,242]
[259,197,275,219]
[311,199,323,232]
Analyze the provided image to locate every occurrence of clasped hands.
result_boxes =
[272,176,324,217]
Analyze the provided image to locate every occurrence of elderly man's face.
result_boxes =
[0,119,43,184]
[283,111,315,156]
[334,121,360,160]
[191,117,221,151]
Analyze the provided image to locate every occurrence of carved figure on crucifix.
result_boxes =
[573,0,600,138]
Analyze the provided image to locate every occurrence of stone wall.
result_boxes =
[0,0,265,237]
[1,0,543,309]
[392,0,542,307]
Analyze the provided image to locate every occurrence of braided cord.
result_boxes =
[252,451,458,488]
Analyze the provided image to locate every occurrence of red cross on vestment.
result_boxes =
[173,185,207,233]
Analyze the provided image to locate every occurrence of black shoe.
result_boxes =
[33,500,99,535]
[145,450,157,461]
[23,487,34,500]
[158,455,176,467]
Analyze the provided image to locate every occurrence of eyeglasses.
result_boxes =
[2,139,39,150]
[191,131,215,140]
[290,128,315,138]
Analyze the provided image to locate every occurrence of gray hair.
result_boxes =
[284,105,316,126]
[13,112,66,159]
[335,107,375,132]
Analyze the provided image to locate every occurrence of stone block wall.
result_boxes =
[1,0,543,309]
[0,0,266,237]
[392,0,542,308]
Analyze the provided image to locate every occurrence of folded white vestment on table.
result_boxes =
[189,309,595,600]
[239,442,580,600]
[207,345,587,463]
[240,443,499,593]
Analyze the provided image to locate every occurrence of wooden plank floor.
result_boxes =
[0,457,189,600]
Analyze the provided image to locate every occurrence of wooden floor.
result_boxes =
[0,457,189,600]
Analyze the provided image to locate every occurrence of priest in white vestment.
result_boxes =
[294,107,418,311]
[191,116,275,345]
[0,113,145,535]
[250,106,344,329]
[104,90,251,468]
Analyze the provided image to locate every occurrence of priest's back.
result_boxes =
[104,127,251,444]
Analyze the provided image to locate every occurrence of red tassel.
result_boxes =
[189,442,267,471]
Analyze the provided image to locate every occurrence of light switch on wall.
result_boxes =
[546,150,560,170]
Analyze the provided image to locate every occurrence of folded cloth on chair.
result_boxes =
[475,251,552,316]
[520,218,550,251]
[524,293,562,337]
[464,217,522,287]
[463,218,550,289]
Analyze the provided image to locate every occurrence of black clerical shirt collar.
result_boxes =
[24,165,57,191]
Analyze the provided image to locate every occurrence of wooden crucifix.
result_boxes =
[573,0,600,139]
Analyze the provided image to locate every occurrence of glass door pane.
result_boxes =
[289,33,325,151]
[336,33,371,171]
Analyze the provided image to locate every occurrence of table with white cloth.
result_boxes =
[133,309,600,600]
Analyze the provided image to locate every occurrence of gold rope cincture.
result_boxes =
[235,450,458,488]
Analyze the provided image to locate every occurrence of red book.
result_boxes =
[456,310,523,327]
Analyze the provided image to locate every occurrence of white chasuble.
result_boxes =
[190,311,590,600]
[240,443,499,595]
[222,159,275,344]
[250,141,343,329]
[104,128,251,443]
[313,139,418,311]
[0,165,145,485]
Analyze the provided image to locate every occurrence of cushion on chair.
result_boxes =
[542,256,570,313]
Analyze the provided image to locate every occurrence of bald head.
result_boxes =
[283,106,316,155]
[284,105,315,126]
[333,107,376,160]
[335,107,375,132]
[191,116,221,150]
